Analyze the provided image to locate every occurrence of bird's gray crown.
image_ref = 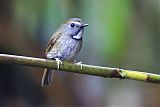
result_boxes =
[65,18,82,24]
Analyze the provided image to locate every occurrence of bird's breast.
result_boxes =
[59,37,82,60]
[47,35,82,61]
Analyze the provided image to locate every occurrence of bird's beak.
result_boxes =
[81,24,88,27]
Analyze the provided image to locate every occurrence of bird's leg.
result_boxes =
[55,58,62,70]
[74,60,83,69]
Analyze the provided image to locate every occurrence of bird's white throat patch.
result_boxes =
[72,30,82,40]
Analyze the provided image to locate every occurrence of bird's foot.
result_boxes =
[55,58,62,70]
[74,60,83,69]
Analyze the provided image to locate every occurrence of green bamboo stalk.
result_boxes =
[0,54,160,84]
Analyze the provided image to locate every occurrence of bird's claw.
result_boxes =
[55,58,62,70]
[75,60,83,69]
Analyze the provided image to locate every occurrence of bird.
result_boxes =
[41,18,88,86]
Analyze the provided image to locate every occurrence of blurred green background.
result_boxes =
[0,0,160,107]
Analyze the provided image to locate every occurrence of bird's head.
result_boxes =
[60,18,88,40]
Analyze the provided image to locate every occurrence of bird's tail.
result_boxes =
[41,69,55,86]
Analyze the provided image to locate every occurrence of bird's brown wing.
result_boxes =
[45,32,61,55]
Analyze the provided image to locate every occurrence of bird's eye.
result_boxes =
[70,23,75,28]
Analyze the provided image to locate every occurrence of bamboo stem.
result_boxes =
[0,54,160,84]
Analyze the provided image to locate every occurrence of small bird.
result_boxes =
[41,18,88,86]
